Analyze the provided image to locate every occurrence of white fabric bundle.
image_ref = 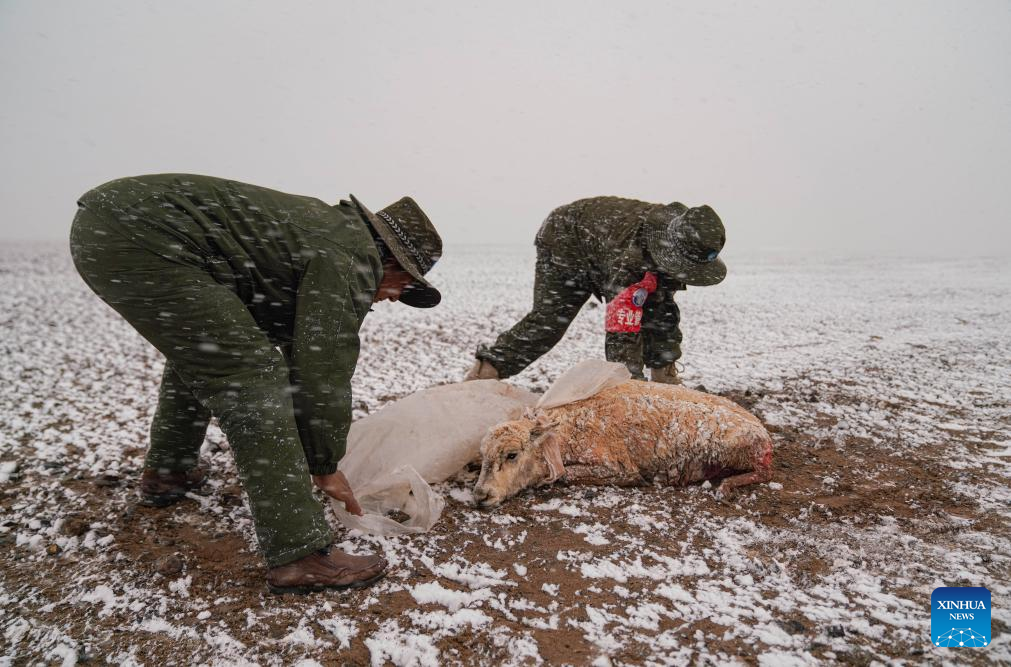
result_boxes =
[332,361,630,535]
[332,379,537,535]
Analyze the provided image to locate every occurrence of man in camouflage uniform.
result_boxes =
[70,174,443,593]
[465,197,726,383]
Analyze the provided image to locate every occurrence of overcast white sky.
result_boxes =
[1,0,1009,256]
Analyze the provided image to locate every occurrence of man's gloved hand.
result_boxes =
[464,359,500,381]
[650,363,682,385]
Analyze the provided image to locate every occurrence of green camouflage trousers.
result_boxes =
[478,246,682,379]
[70,206,331,567]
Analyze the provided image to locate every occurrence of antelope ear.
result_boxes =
[534,411,561,431]
[540,433,566,483]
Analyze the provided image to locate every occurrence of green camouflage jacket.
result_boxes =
[536,196,685,298]
[78,174,382,473]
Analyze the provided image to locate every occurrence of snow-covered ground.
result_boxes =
[1,242,1009,666]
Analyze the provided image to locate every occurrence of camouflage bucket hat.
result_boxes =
[349,194,443,308]
[643,203,727,286]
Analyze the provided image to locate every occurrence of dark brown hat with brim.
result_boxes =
[644,203,727,286]
[349,194,443,308]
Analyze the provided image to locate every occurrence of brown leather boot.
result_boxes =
[139,466,207,507]
[650,363,683,385]
[267,546,388,595]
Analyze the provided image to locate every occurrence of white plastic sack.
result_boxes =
[536,359,632,410]
[332,379,538,535]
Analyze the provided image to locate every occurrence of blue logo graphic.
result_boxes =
[931,587,990,648]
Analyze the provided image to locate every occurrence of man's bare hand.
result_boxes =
[311,471,363,516]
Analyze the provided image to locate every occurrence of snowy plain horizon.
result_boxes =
[2,238,1010,264]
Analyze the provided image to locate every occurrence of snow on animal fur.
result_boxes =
[472,380,773,508]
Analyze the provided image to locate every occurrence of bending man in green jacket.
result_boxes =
[466,196,726,383]
[70,174,443,593]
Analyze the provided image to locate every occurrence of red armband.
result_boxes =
[605,272,657,333]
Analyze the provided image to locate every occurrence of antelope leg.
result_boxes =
[716,466,773,495]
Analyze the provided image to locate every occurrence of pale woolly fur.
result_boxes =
[474,380,773,506]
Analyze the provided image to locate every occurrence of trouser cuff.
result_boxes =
[143,452,201,473]
[263,525,333,568]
